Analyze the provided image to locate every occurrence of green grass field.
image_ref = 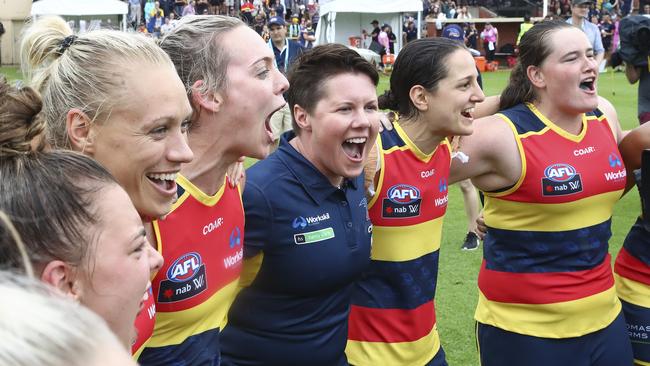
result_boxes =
[1,65,639,365]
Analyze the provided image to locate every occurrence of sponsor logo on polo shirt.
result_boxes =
[382,184,421,218]
[158,252,207,303]
[541,163,582,196]
[294,227,336,245]
[292,213,331,229]
[604,153,626,182]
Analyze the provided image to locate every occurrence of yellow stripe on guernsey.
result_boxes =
[484,190,623,231]
[476,286,621,338]
[615,273,650,308]
[346,326,440,366]
[370,218,443,262]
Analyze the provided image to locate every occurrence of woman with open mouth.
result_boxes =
[346,37,487,366]
[21,16,185,358]
[0,76,161,360]
[219,43,378,366]
[137,15,289,366]
[449,20,633,366]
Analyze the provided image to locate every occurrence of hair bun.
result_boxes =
[0,78,45,157]
[378,89,399,111]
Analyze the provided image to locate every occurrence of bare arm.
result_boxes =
[598,95,624,144]
[474,95,501,119]
[619,123,650,192]
[449,114,521,192]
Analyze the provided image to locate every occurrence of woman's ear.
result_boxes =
[66,109,95,155]
[190,79,222,113]
[409,85,429,112]
[526,64,546,89]
[293,104,312,132]
[40,260,82,301]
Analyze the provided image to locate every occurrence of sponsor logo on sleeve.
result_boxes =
[541,163,582,196]
[382,184,421,218]
[158,252,207,303]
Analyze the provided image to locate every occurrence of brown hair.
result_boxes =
[287,43,379,133]
[0,78,118,273]
[500,20,574,110]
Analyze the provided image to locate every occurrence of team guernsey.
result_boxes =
[138,174,244,365]
[615,215,650,364]
[346,124,451,366]
[478,103,625,338]
[132,287,156,358]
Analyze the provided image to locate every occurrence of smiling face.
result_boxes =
[269,24,287,44]
[216,26,289,159]
[424,49,485,137]
[533,26,598,114]
[88,63,193,220]
[75,184,163,348]
[295,72,380,186]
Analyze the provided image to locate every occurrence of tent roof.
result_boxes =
[320,0,423,15]
[31,0,128,16]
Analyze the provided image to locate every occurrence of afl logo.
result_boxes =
[387,184,421,204]
[544,163,577,182]
[167,252,202,283]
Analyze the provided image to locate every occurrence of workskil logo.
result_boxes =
[383,184,421,218]
[158,252,207,303]
[229,226,241,248]
[541,163,582,196]
[292,213,331,228]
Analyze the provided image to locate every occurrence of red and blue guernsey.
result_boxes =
[138,174,244,365]
[132,287,156,358]
[477,103,626,338]
[347,123,451,365]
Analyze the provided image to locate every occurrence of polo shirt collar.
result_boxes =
[276,131,358,204]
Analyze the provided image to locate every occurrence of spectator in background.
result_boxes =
[148,11,164,38]
[383,24,397,54]
[196,0,209,15]
[370,19,381,43]
[566,0,605,67]
[182,0,196,16]
[267,15,304,144]
[467,22,479,49]
[129,0,142,28]
[288,14,301,39]
[599,13,614,58]
[174,0,186,16]
[150,1,165,18]
[643,3,650,16]
[404,21,418,43]
[254,12,266,35]
[144,0,155,24]
[516,14,534,45]
[160,16,174,36]
[480,22,498,62]
[240,0,255,24]
[300,20,315,49]
[457,5,473,19]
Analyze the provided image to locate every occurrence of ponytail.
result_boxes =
[499,63,535,110]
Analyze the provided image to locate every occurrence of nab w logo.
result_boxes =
[167,252,202,282]
[439,178,448,192]
[229,226,241,248]
[387,184,421,204]
[544,163,577,182]
[292,216,307,229]
[608,153,622,168]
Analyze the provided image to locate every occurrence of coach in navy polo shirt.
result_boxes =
[220,44,379,366]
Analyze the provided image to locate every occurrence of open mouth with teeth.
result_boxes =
[342,137,367,161]
[579,78,595,92]
[461,107,475,119]
[146,172,178,193]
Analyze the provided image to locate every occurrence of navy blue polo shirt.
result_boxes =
[220,131,372,366]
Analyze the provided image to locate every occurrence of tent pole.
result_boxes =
[417,11,422,39]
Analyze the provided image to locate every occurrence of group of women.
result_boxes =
[0,13,648,366]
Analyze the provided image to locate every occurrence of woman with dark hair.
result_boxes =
[220,43,379,366]
[0,77,163,352]
[345,37,487,366]
[450,20,633,365]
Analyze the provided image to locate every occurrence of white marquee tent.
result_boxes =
[315,0,423,55]
[31,0,129,31]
